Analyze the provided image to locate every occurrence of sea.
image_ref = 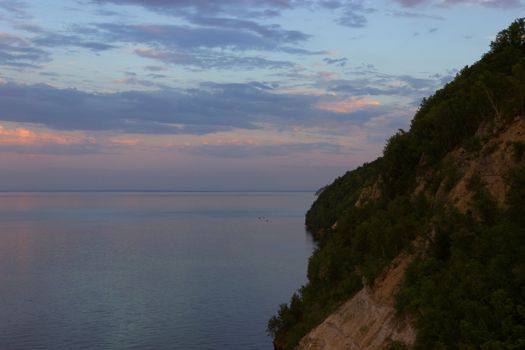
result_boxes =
[0,191,315,350]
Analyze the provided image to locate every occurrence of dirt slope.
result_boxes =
[296,253,415,350]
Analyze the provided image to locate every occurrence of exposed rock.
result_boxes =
[415,116,525,214]
[445,116,524,212]
[295,253,415,350]
[355,180,382,208]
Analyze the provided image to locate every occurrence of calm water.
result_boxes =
[0,192,314,350]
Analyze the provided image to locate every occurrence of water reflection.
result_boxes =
[0,192,314,350]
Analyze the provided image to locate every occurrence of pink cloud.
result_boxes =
[317,96,380,113]
[0,124,92,146]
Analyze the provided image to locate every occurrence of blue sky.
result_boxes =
[0,0,522,190]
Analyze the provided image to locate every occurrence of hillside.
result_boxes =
[269,19,525,350]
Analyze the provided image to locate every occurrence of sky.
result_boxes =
[0,0,522,191]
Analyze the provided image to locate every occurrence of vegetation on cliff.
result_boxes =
[396,168,525,349]
[269,18,525,350]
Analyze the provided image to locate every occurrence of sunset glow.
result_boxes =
[0,0,520,190]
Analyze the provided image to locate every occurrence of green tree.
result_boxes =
[490,18,525,52]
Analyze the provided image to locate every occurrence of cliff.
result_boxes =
[295,116,525,350]
[296,253,415,350]
[269,18,525,350]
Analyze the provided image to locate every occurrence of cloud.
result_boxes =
[91,0,303,16]
[143,65,168,72]
[94,22,309,52]
[318,70,338,80]
[111,75,169,88]
[0,123,100,154]
[318,1,345,9]
[394,0,522,8]
[0,124,40,144]
[317,96,380,113]
[0,0,32,19]
[0,22,117,60]
[33,32,116,52]
[327,72,441,99]
[2,4,318,71]
[389,10,444,19]
[92,0,376,31]
[395,0,428,5]
[323,57,348,66]
[0,32,30,46]
[338,10,367,28]
[13,23,45,33]
[147,73,168,79]
[185,15,310,44]
[0,32,50,68]
[134,47,293,70]
[0,124,89,145]
[336,1,376,28]
[80,20,314,69]
[88,0,316,54]
[0,81,395,136]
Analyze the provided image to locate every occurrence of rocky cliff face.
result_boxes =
[295,116,525,350]
[296,253,415,350]
[432,116,525,212]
